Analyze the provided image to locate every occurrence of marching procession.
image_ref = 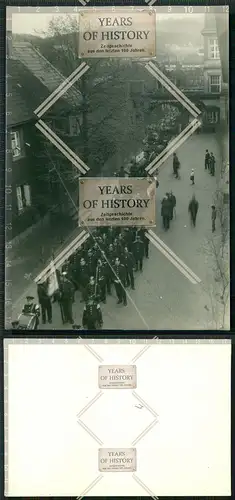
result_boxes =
[13,225,150,330]
[12,142,219,331]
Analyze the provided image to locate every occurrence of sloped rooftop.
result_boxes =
[8,41,82,127]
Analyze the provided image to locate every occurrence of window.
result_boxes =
[208,38,220,59]
[209,75,221,94]
[207,110,219,123]
[11,130,23,159]
[69,115,82,136]
[16,185,31,214]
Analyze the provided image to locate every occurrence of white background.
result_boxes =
[5,341,231,496]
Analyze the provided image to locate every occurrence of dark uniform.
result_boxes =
[22,296,40,329]
[138,229,149,258]
[173,153,180,178]
[37,281,52,324]
[161,197,171,230]
[205,149,210,170]
[123,228,134,253]
[85,279,101,303]
[211,205,216,232]
[96,262,107,303]
[210,153,215,176]
[78,262,89,302]
[101,255,112,295]
[87,250,96,277]
[168,192,176,221]
[59,277,75,324]
[112,260,127,305]
[188,196,199,227]
[122,250,135,289]
[132,236,144,271]
[82,301,103,330]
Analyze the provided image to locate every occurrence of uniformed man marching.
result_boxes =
[59,273,75,325]
[112,257,127,306]
[22,295,40,329]
[132,234,145,271]
[96,259,107,303]
[121,246,135,290]
[82,298,103,330]
[85,275,101,303]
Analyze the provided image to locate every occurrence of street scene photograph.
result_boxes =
[6,5,229,331]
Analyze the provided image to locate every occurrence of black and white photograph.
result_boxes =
[5,5,229,331]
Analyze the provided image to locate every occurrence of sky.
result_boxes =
[10,11,204,36]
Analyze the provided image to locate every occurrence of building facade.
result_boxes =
[7,41,83,240]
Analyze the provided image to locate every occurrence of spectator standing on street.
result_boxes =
[168,191,176,220]
[188,195,199,227]
[211,205,217,232]
[173,152,180,179]
[205,149,210,170]
[210,153,215,176]
[161,195,171,230]
[190,169,195,185]
[37,280,52,325]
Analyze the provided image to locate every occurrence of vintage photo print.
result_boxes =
[5,5,229,331]
[4,337,231,496]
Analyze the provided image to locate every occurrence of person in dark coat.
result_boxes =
[173,152,180,178]
[168,191,176,220]
[100,251,112,295]
[82,299,103,330]
[123,228,134,253]
[161,195,171,230]
[22,295,40,329]
[87,248,96,277]
[188,195,199,227]
[37,280,52,324]
[211,205,217,232]
[205,149,210,170]
[121,246,135,289]
[210,153,215,176]
[78,258,89,302]
[85,275,101,303]
[137,228,149,258]
[132,235,144,271]
[59,274,75,325]
[112,257,127,305]
[96,259,107,303]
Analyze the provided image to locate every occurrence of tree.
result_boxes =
[32,14,145,175]
[202,158,229,330]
